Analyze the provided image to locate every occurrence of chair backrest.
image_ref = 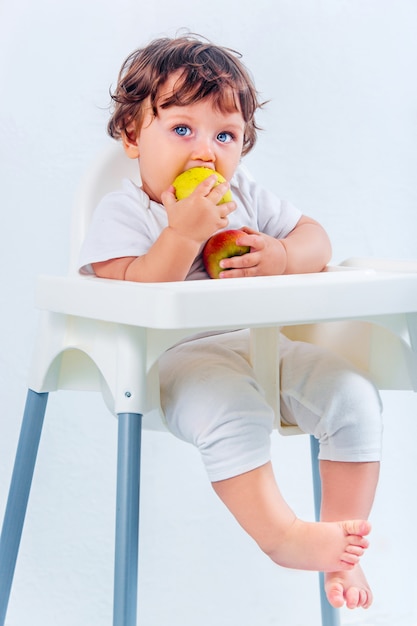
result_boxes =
[68,142,141,275]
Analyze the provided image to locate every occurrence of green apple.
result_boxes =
[202,229,250,279]
[173,167,233,204]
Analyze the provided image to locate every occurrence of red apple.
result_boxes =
[202,229,250,279]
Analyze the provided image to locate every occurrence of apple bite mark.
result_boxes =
[202,229,250,279]
[173,167,233,204]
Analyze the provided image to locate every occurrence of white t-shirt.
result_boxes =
[78,167,302,279]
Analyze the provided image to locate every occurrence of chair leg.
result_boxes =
[113,412,142,626]
[310,435,341,626]
[0,389,48,626]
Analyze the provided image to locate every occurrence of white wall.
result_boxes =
[1,1,417,624]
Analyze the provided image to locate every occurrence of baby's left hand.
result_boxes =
[218,226,287,278]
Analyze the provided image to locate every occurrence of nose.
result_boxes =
[191,136,215,163]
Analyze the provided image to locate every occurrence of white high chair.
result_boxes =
[1,143,417,626]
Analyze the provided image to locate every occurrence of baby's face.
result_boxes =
[133,73,245,203]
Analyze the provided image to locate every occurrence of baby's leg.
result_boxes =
[280,335,383,607]
[159,330,369,573]
[320,460,379,609]
[212,461,370,573]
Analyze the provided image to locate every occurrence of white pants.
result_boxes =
[159,329,383,482]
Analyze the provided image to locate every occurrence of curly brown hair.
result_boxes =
[107,34,264,156]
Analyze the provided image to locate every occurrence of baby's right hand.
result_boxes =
[161,175,236,244]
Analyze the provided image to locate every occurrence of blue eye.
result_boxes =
[174,126,191,136]
[217,132,233,143]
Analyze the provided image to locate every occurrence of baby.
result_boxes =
[79,34,382,609]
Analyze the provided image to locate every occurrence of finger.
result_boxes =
[240,225,259,235]
[208,181,231,203]
[219,266,258,279]
[233,231,259,248]
[196,174,219,195]
[220,252,257,270]
[160,186,177,209]
[228,226,263,250]
[218,215,229,229]
[220,200,236,216]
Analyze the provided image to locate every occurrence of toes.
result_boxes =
[326,578,373,609]
[325,565,373,611]
[363,589,373,609]
[345,586,360,609]
[343,519,372,537]
[358,586,373,609]
[345,544,365,557]
[327,582,372,610]
[345,586,372,609]
[355,536,370,549]
[340,553,360,567]
[325,581,345,609]
[344,529,370,550]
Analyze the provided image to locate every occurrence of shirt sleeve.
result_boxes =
[230,168,302,238]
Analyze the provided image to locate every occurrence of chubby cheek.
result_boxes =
[139,165,174,203]
[218,155,242,182]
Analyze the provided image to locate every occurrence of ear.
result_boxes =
[121,123,140,159]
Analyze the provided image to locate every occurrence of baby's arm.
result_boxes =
[93,176,235,282]
[217,217,332,278]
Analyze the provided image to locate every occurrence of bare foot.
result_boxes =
[269,518,371,572]
[325,564,372,609]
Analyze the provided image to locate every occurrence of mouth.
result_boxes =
[188,162,215,171]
